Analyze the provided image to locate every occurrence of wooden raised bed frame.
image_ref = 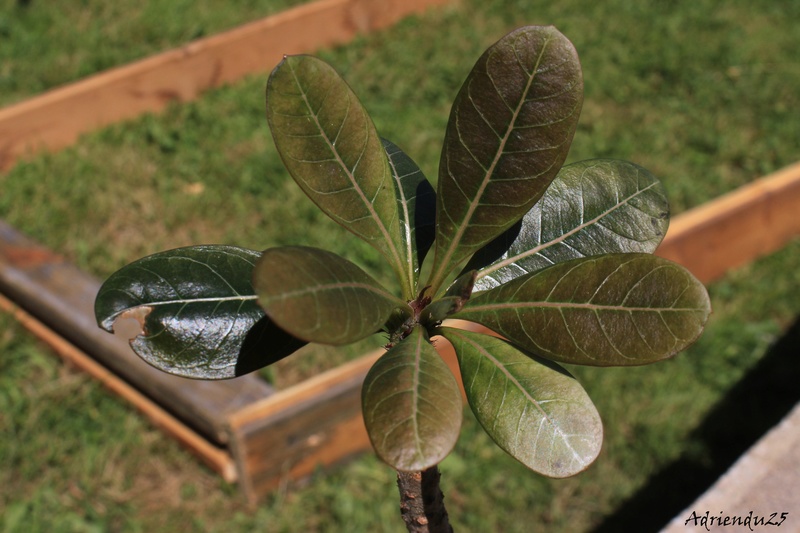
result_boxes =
[2,0,799,504]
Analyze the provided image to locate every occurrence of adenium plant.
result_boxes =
[95,26,711,531]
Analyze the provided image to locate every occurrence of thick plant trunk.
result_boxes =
[396,466,453,533]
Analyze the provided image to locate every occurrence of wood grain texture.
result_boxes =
[0,0,451,171]
[657,162,800,283]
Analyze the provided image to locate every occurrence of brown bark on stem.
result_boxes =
[396,466,454,533]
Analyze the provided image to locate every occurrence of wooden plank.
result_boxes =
[0,0,451,171]
[0,292,238,483]
[657,162,800,283]
[0,220,274,444]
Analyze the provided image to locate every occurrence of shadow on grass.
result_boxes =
[591,315,800,533]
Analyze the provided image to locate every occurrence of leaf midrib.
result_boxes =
[104,294,258,327]
[463,301,704,313]
[386,146,416,296]
[287,61,407,293]
[119,295,257,307]
[448,328,584,464]
[477,179,661,280]
[431,36,551,291]
[410,330,424,463]
[261,281,406,307]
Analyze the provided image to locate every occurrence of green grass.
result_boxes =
[1,0,799,531]
[0,0,309,107]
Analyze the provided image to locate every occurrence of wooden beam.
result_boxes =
[0,0,450,171]
[0,292,238,483]
[657,162,800,284]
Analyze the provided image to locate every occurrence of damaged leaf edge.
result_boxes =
[105,305,155,338]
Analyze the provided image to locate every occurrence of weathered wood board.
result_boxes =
[656,161,800,283]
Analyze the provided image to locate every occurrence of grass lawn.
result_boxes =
[1,0,799,531]
[0,0,309,106]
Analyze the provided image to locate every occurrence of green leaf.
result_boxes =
[384,139,437,279]
[266,55,412,297]
[253,246,407,345]
[441,328,602,477]
[362,327,462,471]
[94,246,304,379]
[428,25,583,292]
[454,253,711,366]
[469,159,670,290]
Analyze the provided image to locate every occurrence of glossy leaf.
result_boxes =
[266,55,411,296]
[428,25,584,292]
[384,139,437,279]
[470,159,670,290]
[455,254,711,366]
[362,327,462,471]
[253,246,407,345]
[95,246,304,379]
[442,328,602,477]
